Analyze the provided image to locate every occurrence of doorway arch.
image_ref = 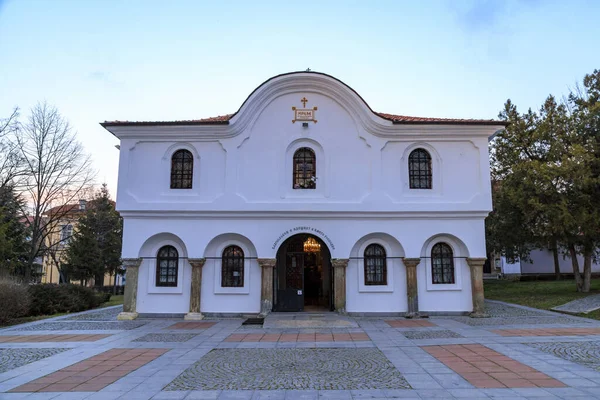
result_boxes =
[274,234,332,312]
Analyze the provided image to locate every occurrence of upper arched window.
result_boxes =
[222,245,244,287]
[431,242,455,284]
[170,149,193,189]
[293,147,316,189]
[364,244,387,285]
[408,149,432,189]
[156,245,178,287]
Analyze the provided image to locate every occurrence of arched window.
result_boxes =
[222,245,244,287]
[364,244,387,285]
[293,147,316,189]
[170,149,193,189]
[156,245,178,287]
[431,242,455,284]
[408,149,432,189]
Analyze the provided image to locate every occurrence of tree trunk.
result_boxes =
[112,272,117,296]
[552,240,561,281]
[582,246,593,293]
[568,244,584,292]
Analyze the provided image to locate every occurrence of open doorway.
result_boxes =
[274,234,332,312]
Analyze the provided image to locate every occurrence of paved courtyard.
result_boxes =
[3,301,600,399]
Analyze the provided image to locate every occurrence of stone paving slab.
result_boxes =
[386,320,437,328]
[423,344,567,389]
[401,330,463,340]
[0,334,111,343]
[133,333,199,343]
[552,294,600,315]
[223,333,370,342]
[493,328,600,337]
[8,348,169,392]
[0,348,68,374]
[165,348,411,390]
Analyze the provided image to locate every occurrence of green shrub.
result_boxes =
[27,284,104,316]
[98,292,111,303]
[0,277,30,323]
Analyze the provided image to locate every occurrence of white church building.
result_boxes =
[101,71,506,320]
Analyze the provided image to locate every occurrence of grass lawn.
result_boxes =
[485,278,600,320]
[100,295,124,308]
[0,294,124,328]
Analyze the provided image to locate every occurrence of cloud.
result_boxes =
[452,0,541,33]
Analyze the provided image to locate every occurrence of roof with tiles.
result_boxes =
[101,71,507,128]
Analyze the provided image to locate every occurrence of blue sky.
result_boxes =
[1,0,599,197]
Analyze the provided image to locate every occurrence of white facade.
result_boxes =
[103,71,504,316]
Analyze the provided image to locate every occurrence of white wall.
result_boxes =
[521,249,600,274]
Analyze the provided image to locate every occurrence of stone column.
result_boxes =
[258,258,276,317]
[467,257,489,318]
[332,259,349,314]
[185,258,206,320]
[118,258,142,320]
[403,258,421,318]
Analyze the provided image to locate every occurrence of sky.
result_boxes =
[1,0,599,198]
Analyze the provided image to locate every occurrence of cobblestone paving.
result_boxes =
[401,329,463,339]
[450,315,586,326]
[11,320,147,331]
[485,301,549,317]
[0,348,67,374]
[528,341,600,371]
[165,348,411,390]
[63,306,122,321]
[133,333,198,342]
[553,293,600,314]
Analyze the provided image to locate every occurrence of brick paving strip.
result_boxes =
[8,348,168,393]
[166,322,217,329]
[385,320,436,328]
[0,334,110,343]
[423,344,567,389]
[224,332,371,342]
[493,327,600,336]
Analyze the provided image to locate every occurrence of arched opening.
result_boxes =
[274,234,332,312]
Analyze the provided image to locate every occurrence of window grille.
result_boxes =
[156,245,178,287]
[171,149,193,189]
[222,245,244,287]
[408,149,432,189]
[293,148,316,189]
[364,244,387,285]
[431,242,455,284]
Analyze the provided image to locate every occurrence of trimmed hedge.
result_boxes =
[0,277,31,323]
[27,284,107,316]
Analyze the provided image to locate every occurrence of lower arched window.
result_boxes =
[222,245,244,287]
[431,242,455,284]
[156,245,178,287]
[364,244,387,285]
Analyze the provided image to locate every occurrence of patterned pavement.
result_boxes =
[1,301,600,399]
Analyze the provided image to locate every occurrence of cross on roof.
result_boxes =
[301,97,308,107]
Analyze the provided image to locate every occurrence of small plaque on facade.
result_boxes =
[292,97,317,123]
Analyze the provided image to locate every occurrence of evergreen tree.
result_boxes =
[65,184,122,290]
[0,185,29,276]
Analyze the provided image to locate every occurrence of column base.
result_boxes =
[184,312,204,321]
[405,312,428,319]
[259,300,272,317]
[469,311,489,318]
[117,312,138,320]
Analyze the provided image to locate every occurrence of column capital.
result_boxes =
[403,258,421,268]
[122,258,142,269]
[466,257,487,268]
[257,258,276,268]
[331,258,349,268]
[188,258,206,268]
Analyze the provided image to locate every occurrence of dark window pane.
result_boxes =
[293,147,316,189]
[408,149,432,189]
[431,243,455,284]
[171,149,194,189]
[156,245,178,287]
[222,245,244,287]
[364,244,387,285]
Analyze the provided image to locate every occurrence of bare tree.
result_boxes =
[16,102,95,280]
[0,108,27,189]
